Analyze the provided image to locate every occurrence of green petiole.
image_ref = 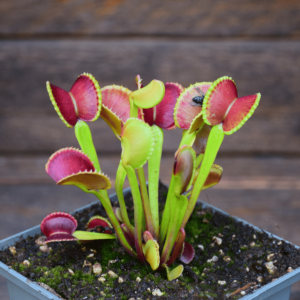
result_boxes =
[181,124,224,228]
[74,183,136,258]
[125,165,146,262]
[137,167,155,236]
[148,125,164,240]
[74,120,110,202]
[115,161,134,235]
[160,194,188,265]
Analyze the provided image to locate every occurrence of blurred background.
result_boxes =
[0,0,300,298]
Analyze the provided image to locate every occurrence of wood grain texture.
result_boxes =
[0,0,299,37]
[0,40,300,154]
[1,155,300,185]
[1,112,300,153]
[1,40,300,114]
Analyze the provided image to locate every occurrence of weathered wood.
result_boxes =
[1,111,300,153]
[1,40,300,115]
[0,40,299,154]
[0,0,299,37]
[1,155,300,185]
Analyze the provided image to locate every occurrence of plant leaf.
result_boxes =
[100,85,144,139]
[174,82,211,129]
[201,164,223,190]
[100,85,131,139]
[46,148,111,190]
[58,171,111,190]
[143,231,154,243]
[41,212,78,243]
[203,76,260,134]
[113,207,123,223]
[187,111,204,134]
[166,228,186,266]
[46,148,95,183]
[179,241,195,264]
[155,82,184,130]
[143,239,160,270]
[223,93,261,135]
[121,118,154,169]
[193,124,212,155]
[202,76,238,126]
[46,73,101,128]
[46,82,77,127]
[70,73,102,122]
[87,216,113,234]
[72,231,116,240]
[130,80,165,109]
[163,264,184,281]
[143,107,154,126]
[173,146,196,195]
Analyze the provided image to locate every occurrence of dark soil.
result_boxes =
[1,182,300,300]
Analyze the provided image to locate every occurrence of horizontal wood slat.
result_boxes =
[0,0,299,37]
[1,155,300,185]
[0,40,299,116]
[1,112,300,153]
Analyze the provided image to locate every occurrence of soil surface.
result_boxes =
[1,183,300,300]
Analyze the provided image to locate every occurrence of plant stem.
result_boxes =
[159,176,176,245]
[181,124,224,228]
[80,187,136,257]
[137,167,154,237]
[125,165,146,262]
[74,120,109,202]
[129,99,139,118]
[147,125,163,240]
[160,195,188,265]
[115,161,134,235]
[166,228,186,266]
[195,153,204,167]
[179,129,197,148]
[159,128,194,245]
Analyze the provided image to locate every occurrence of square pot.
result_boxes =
[1,188,300,300]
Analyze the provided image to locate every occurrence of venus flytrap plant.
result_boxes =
[46,73,108,201]
[120,117,155,262]
[181,76,261,228]
[159,83,211,246]
[40,212,115,243]
[140,75,184,240]
[42,72,260,282]
[45,147,135,256]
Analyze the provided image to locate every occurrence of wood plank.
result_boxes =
[1,155,300,185]
[0,0,299,37]
[1,40,300,115]
[1,112,300,153]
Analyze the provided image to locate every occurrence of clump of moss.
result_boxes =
[38,265,96,292]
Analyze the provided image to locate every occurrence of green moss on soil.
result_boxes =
[2,187,300,299]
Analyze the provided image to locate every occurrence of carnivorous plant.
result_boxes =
[42,73,260,280]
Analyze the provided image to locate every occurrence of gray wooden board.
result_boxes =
[1,155,300,184]
[1,40,300,114]
[0,0,299,37]
[1,113,300,153]
[0,40,300,154]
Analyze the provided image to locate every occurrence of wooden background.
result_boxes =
[0,0,300,298]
